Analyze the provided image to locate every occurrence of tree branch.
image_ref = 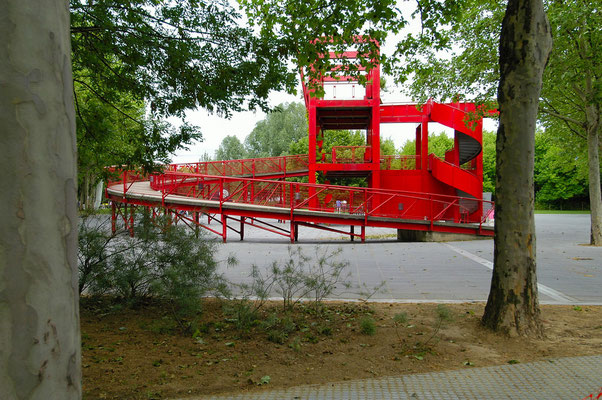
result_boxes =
[74,79,145,126]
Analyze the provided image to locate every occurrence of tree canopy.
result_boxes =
[245,102,308,158]
[215,135,247,161]
[71,0,296,119]
[239,0,403,89]
[70,0,298,208]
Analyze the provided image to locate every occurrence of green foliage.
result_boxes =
[245,102,308,158]
[393,312,409,325]
[78,216,117,294]
[70,0,305,209]
[534,131,589,208]
[215,135,247,161]
[482,130,496,194]
[399,132,454,158]
[262,313,297,344]
[435,304,453,323]
[71,0,296,119]
[422,305,453,349]
[359,316,376,336]
[393,0,600,215]
[381,137,398,156]
[240,0,403,92]
[268,246,351,312]
[78,211,229,327]
[223,300,260,335]
[390,0,502,102]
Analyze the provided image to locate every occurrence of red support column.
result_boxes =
[421,117,429,171]
[221,214,227,243]
[415,125,422,169]
[308,103,318,209]
[111,201,117,234]
[128,203,135,237]
[290,220,296,243]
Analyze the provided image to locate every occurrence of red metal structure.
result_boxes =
[106,42,493,242]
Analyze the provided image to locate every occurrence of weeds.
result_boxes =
[421,304,453,348]
[360,316,377,335]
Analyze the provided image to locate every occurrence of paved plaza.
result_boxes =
[215,214,601,305]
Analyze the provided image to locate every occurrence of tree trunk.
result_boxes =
[482,0,552,336]
[586,106,602,246]
[0,1,81,398]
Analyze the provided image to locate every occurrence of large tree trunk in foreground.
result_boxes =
[482,0,552,336]
[0,1,81,398]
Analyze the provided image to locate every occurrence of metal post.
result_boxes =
[111,201,116,234]
[290,220,296,243]
[240,216,245,241]
[221,214,227,243]
[128,204,135,237]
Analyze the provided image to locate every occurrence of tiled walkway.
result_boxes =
[187,355,602,400]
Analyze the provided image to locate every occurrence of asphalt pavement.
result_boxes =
[214,214,601,305]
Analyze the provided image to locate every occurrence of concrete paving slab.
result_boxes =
[186,355,602,400]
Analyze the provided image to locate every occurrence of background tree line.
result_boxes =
[216,102,590,209]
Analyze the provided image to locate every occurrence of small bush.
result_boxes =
[316,324,332,336]
[436,304,453,323]
[393,312,409,325]
[360,316,376,336]
[223,300,260,334]
[78,210,230,331]
[267,329,288,344]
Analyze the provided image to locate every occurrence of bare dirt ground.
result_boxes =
[80,299,602,399]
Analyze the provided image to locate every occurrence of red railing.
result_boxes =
[106,168,147,198]
[331,146,371,163]
[145,171,493,225]
[381,155,420,171]
[164,154,309,178]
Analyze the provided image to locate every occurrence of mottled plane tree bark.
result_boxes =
[482,0,553,336]
[0,0,81,398]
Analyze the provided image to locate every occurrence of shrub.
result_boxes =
[393,312,409,325]
[78,215,117,295]
[268,246,351,312]
[360,316,376,336]
[78,210,230,329]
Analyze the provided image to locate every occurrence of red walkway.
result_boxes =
[106,153,493,242]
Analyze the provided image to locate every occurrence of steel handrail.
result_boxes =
[147,171,493,224]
